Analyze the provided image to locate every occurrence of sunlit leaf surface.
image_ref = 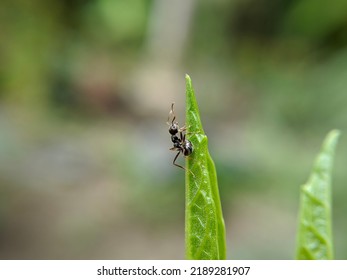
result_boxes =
[185,74,226,260]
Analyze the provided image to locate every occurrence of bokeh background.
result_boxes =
[1,0,347,259]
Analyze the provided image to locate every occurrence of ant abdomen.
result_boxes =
[183,140,193,156]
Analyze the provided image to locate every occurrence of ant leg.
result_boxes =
[182,124,203,135]
[185,129,202,135]
[172,152,185,170]
[172,151,195,177]
[178,124,186,132]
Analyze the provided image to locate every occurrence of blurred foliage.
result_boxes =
[296,130,339,260]
[0,0,347,259]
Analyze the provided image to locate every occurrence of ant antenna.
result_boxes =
[167,103,176,125]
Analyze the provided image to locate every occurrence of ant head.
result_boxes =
[169,122,179,135]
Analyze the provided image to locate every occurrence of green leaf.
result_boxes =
[296,130,340,260]
[184,74,227,260]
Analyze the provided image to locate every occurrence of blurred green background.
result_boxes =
[1,0,347,259]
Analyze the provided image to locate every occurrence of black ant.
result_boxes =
[167,103,194,174]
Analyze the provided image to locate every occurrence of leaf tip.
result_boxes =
[327,129,340,142]
[185,74,192,93]
[323,129,340,154]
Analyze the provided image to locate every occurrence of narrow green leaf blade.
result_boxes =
[296,130,340,260]
[185,74,226,260]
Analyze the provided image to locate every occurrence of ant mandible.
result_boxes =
[167,103,193,173]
